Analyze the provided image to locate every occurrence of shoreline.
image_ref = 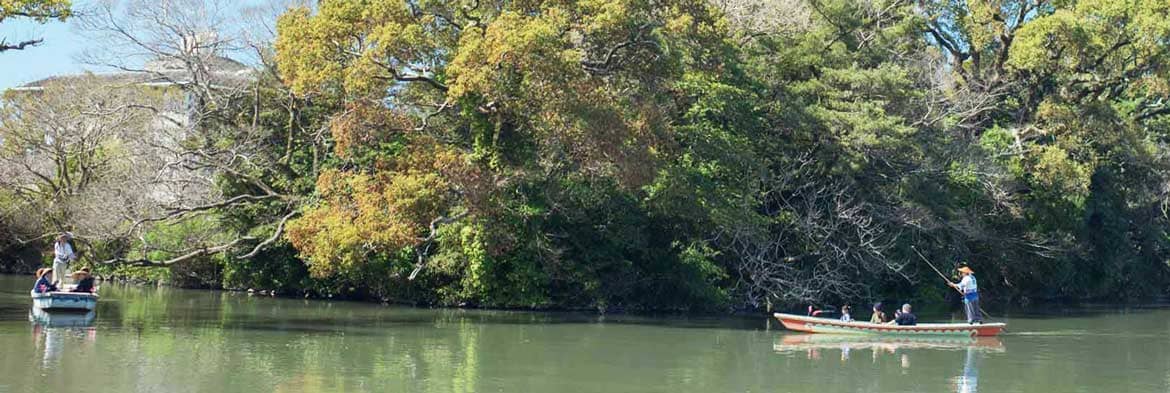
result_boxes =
[6,272,1169,318]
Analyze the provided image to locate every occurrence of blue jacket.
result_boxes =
[33,276,57,293]
[895,312,917,326]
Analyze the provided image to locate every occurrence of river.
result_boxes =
[1,274,1168,392]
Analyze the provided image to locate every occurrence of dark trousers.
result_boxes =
[963,297,982,323]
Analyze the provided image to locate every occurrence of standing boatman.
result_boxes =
[51,232,77,287]
[947,265,981,324]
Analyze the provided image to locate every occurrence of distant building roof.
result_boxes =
[11,56,254,92]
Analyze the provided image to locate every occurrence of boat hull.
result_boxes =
[30,291,98,312]
[774,313,1005,337]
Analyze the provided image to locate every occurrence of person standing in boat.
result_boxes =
[51,233,77,286]
[948,265,982,324]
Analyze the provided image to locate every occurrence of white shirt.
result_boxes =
[54,242,75,262]
[958,275,978,295]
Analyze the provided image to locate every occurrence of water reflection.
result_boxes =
[953,346,979,393]
[773,334,1005,353]
[774,335,1002,392]
[29,308,96,328]
[30,309,98,370]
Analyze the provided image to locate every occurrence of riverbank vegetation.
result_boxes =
[3,0,1170,311]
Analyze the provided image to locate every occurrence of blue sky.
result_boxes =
[0,11,91,91]
[1,0,283,91]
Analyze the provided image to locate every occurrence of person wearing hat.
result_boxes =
[948,265,982,324]
[51,232,77,286]
[71,267,96,293]
[32,268,58,293]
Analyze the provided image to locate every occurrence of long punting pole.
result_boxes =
[911,246,994,321]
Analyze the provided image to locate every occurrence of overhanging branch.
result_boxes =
[238,208,300,259]
[99,236,257,267]
[408,210,470,280]
[0,38,44,52]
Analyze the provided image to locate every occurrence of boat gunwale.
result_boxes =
[30,291,100,299]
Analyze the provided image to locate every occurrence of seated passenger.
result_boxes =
[869,303,887,323]
[887,303,917,326]
[840,305,853,322]
[32,268,58,294]
[71,268,96,293]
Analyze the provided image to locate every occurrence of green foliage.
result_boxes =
[269,0,744,309]
[0,0,70,23]
[13,0,1170,311]
[108,264,171,284]
[905,0,1170,301]
[258,0,1170,308]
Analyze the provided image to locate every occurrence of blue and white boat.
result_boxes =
[30,290,98,311]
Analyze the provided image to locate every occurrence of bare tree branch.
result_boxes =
[408,210,470,280]
[100,236,256,266]
[238,208,300,259]
[0,38,44,52]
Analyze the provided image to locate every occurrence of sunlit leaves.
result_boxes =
[1008,0,1170,95]
[286,140,475,278]
[0,0,70,23]
[267,0,1170,307]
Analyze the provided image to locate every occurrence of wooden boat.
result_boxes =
[774,313,1005,337]
[30,289,99,312]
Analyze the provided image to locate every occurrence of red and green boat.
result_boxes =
[774,313,1006,337]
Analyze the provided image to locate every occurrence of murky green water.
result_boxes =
[2,274,1169,392]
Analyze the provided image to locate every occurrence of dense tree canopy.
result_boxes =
[4,0,1170,311]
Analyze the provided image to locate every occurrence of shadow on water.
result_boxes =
[200,310,768,335]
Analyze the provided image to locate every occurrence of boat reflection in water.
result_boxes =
[29,307,96,328]
[774,334,1002,392]
[774,334,1005,353]
[30,308,98,369]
